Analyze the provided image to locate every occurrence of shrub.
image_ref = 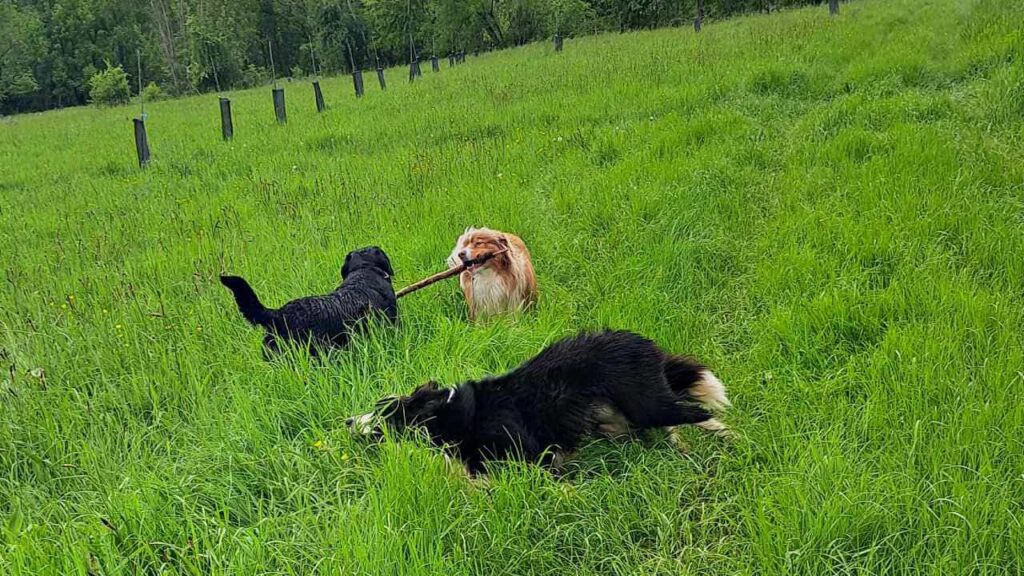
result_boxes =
[241,64,270,87]
[88,62,131,106]
[141,81,166,102]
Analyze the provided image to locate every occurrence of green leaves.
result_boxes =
[88,61,131,106]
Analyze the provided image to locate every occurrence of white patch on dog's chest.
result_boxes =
[470,268,515,315]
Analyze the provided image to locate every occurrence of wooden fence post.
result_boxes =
[272,88,286,123]
[133,118,150,167]
[219,97,233,140]
[353,69,364,97]
[313,80,325,112]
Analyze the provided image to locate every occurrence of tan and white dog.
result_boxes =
[448,227,537,320]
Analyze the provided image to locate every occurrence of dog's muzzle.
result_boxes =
[346,413,384,440]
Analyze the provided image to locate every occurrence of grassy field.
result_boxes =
[2,0,1023,573]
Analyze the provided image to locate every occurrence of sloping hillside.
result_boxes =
[1,0,1022,573]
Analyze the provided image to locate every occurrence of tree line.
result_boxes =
[0,0,831,115]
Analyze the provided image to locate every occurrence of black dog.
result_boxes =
[220,246,398,354]
[348,330,730,475]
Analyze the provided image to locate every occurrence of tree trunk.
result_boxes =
[150,0,182,92]
[479,0,504,47]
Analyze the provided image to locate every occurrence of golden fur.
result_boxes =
[447,227,537,320]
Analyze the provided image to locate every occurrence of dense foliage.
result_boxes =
[87,62,131,106]
[1,0,831,114]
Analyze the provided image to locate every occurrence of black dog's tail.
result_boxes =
[663,355,731,412]
[219,275,277,328]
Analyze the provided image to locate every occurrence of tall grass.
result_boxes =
[1,0,1023,573]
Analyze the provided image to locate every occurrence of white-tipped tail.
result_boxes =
[691,370,731,412]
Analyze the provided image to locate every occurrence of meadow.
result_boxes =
[2,0,1023,573]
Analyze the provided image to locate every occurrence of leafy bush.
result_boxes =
[88,62,131,106]
[141,81,166,102]
[241,64,270,87]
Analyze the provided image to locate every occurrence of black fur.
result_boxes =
[352,330,727,475]
[220,246,398,353]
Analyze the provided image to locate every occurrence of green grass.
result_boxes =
[2,0,1023,573]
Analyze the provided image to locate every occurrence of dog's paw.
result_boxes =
[667,427,691,453]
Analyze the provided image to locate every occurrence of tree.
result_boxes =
[0,2,45,110]
[150,0,187,93]
[1,0,827,115]
[88,61,131,105]
[316,0,374,71]
[365,0,431,64]
[184,0,262,91]
[500,0,547,46]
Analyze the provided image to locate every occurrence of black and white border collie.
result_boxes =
[348,330,730,475]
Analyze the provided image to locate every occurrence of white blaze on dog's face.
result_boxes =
[347,412,378,436]
[346,394,397,439]
[347,383,448,440]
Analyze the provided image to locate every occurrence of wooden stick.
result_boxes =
[396,249,507,298]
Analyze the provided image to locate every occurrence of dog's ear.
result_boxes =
[378,250,395,278]
[341,253,353,278]
[497,236,510,249]
[375,395,399,411]
[416,380,439,392]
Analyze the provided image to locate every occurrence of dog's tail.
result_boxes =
[663,355,731,412]
[219,275,277,328]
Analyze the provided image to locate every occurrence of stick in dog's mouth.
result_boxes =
[396,248,508,298]
[460,249,503,268]
[463,247,508,269]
